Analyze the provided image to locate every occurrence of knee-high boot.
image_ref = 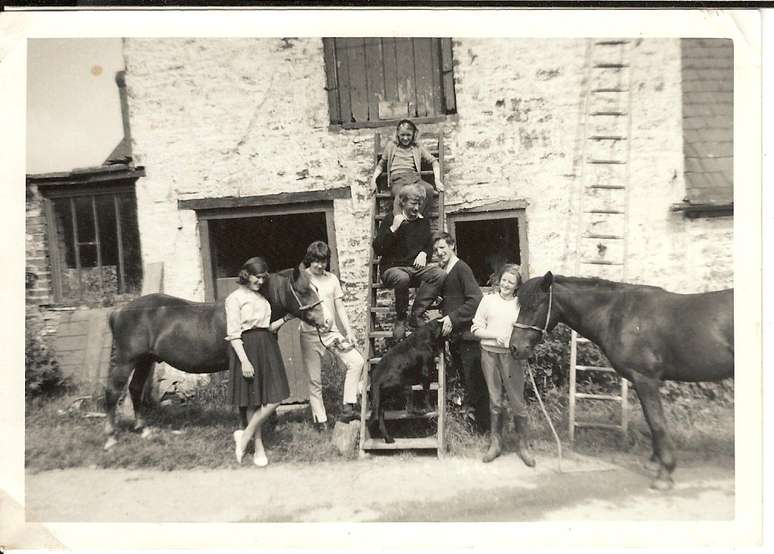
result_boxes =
[514,414,536,467]
[482,411,503,463]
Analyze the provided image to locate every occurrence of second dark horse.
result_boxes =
[509,271,733,490]
[104,262,327,449]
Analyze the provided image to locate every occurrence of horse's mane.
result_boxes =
[555,275,666,292]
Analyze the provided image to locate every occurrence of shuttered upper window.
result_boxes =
[323,38,456,127]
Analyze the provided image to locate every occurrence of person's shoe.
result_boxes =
[337,403,360,423]
[513,415,536,468]
[233,429,245,464]
[253,450,269,467]
[482,412,503,463]
[392,318,407,340]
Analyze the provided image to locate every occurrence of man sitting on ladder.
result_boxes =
[372,183,446,340]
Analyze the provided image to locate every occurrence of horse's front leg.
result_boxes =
[128,358,155,435]
[104,360,134,450]
[630,371,675,491]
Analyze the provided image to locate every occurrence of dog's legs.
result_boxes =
[378,385,394,443]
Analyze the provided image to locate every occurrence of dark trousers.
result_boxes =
[450,339,490,432]
[381,264,446,321]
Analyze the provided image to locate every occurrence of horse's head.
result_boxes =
[286,262,327,329]
[510,271,556,359]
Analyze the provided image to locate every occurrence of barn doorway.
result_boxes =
[196,200,339,404]
[447,207,529,287]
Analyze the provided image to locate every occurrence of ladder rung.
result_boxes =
[584,234,624,240]
[574,422,624,431]
[370,306,392,314]
[575,364,617,373]
[368,357,381,364]
[574,336,591,344]
[575,393,623,402]
[364,382,439,391]
[365,409,438,421]
[369,331,393,338]
[581,260,623,266]
[361,437,440,451]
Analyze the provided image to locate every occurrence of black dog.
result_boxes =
[368,319,445,443]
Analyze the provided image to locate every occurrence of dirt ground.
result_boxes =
[23,449,733,523]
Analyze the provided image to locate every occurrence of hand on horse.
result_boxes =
[241,360,256,379]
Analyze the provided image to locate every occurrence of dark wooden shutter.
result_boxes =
[322,38,341,124]
[440,38,456,113]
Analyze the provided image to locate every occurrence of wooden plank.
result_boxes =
[364,38,385,122]
[334,38,353,124]
[440,38,456,113]
[345,38,369,123]
[141,262,164,295]
[412,38,434,118]
[430,38,444,116]
[362,437,439,450]
[199,219,215,302]
[322,38,341,125]
[395,38,417,117]
[83,309,110,383]
[178,186,351,211]
[382,38,399,105]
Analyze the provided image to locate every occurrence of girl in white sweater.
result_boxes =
[471,264,536,466]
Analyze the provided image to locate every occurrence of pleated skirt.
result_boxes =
[228,328,290,407]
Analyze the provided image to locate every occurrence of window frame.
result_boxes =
[323,37,457,129]
[42,182,142,305]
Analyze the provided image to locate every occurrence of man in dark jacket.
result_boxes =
[373,183,446,339]
[433,232,489,433]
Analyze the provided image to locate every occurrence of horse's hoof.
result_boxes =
[104,436,117,451]
[650,477,674,492]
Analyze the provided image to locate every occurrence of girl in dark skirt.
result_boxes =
[225,257,292,467]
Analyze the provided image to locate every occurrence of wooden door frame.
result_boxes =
[196,200,340,302]
[446,201,530,280]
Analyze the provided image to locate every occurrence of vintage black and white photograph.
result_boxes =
[2,8,764,552]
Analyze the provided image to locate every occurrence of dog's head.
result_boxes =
[419,318,444,346]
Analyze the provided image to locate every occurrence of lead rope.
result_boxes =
[525,360,563,473]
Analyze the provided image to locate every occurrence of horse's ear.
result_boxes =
[541,271,554,291]
[294,262,305,283]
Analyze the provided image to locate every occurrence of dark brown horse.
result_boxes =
[509,272,733,491]
[104,262,327,449]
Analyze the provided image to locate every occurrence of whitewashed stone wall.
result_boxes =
[123,37,733,348]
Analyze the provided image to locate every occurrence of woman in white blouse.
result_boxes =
[226,257,291,467]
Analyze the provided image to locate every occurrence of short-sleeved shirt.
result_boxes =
[299,270,344,335]
[224,286,272,341]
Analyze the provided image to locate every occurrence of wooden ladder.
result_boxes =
[568,39,633,443]
[359,131,447,457]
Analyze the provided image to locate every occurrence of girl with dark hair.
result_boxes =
[471,263,536,467]
[225,256,291,467]
[370,118,444,217]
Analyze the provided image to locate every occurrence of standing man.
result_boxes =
[433,232,489,433]
[373,183,446,339]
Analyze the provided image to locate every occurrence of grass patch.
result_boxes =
[26,375,734,472]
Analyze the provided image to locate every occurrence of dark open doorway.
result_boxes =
[448,209,528,287]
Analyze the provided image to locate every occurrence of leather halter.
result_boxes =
[513,283,553,338]
[288,278,323,312]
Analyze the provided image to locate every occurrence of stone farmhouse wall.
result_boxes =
[123,37,733,347]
